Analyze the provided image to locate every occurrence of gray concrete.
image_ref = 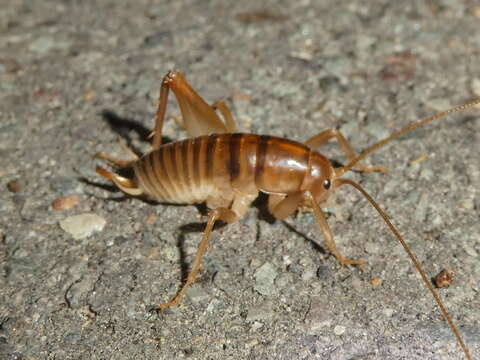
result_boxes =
[1,1,479,359]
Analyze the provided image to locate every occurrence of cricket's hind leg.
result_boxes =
[151,70,232,150]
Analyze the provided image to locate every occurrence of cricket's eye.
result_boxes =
[323,179,331,190]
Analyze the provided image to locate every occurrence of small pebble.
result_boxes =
[333,325,346,336]
[246,302,274,322]
[7,179,21,193]
[29,36,56,54]
[301,269,315,282]
[351,277,363,293]
[250,321,263,331]
[287,264,301,274]
[316,265,330,279]
[84,89,96,101]
[383,308,394,317]
[59,213,106,239]
[206,299,222,313]
[370,277,383,288]
[459,198,474,211]
[163,246,180,262]
[52,194,80,210]
[254,262,278,296]
[186,287,209,303]
[145,214,157,225]
[434,269,454,288]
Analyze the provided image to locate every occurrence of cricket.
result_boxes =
[96,70,479,359]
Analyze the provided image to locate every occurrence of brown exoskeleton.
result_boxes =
[96,70,479,359]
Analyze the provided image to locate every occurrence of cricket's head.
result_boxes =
[301,152,337,204]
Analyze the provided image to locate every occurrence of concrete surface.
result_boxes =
[1,1,479,359]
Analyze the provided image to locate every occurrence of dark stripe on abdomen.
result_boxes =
[205,134,218,183]
[255,135,270,185]
[229,133,243,183]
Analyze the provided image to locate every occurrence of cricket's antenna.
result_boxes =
[338,98,480,175]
